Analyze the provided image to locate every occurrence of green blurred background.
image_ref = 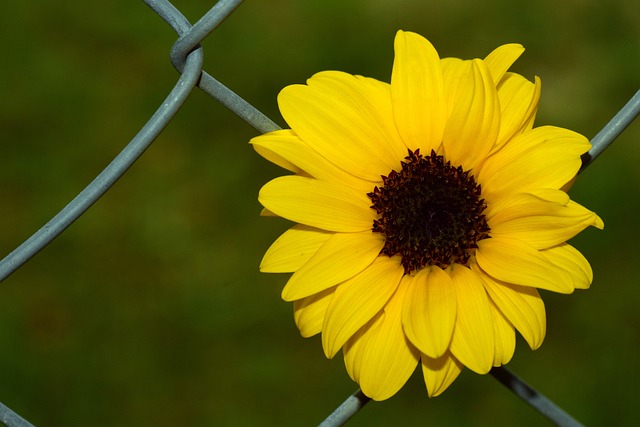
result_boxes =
[1,0,639,425]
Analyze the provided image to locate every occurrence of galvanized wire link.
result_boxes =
[0,0,269,423]
[168,0,280,133]
[322,367,585,427]
[171,0,243,62]
[580,89,640,173]
[0,0,276,282]
[490,367,584,427]
[0,401,35,427]
[149,0,280,134]
[197,72,281,133]
[0,31,203,283]
[318,390,370,427]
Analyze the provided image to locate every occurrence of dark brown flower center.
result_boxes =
[368,149,490,274]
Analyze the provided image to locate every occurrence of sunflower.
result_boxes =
[252,30,603,400]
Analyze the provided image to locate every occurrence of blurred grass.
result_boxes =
[0,0,639,425]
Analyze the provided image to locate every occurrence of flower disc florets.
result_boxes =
[368,149,490,273]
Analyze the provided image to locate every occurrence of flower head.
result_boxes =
[252,30,603,400]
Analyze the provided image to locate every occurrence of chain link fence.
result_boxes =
[1,1,639,425]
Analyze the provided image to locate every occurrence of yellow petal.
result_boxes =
[494,73,541,151]
[251,129,372,193]
[260,225,332,273]
[293,287,335,338]
[488,298,516,366]
[342,310,374,385]
[343,282,420,401]
[391,30,445,153]
[440,57,470,126]
[442,59,501,171]
[541,243,594,290]
[260,208,278,217]
[449,265,495,374]
[483,43,525,84]
[489,189,604,250]
[478,126,590,202]
[282,231,384,301]
[402,267,457,358]
[476,236,574,293]
[477,266,546,350]
[250,130,301,173]
[322,256,404,358]
[278,71,406,181]
[486,186,569,219]
[484,188,571,219]
[259,176,374,233]
[421,351,464,397]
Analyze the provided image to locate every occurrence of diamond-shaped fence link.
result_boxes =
[0,0,276,285]
[1,1,639,426]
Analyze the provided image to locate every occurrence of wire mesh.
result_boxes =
[0,1,638,426]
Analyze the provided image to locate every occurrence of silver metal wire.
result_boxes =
[318,390,371,427]
[0,5,204,283]
[490,367,585,427]
[0,401,35,427]
[0,0,637,425]
[580,89,640,173]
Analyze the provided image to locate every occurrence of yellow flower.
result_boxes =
[252,30,603,400]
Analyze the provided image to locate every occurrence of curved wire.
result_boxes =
[0,0,212,282]
[170,0,244,62]
[0,1,244,423]
[0,0,266,281]
[0,18,203,282]
[168,0,280,133]
[0,54,203,282]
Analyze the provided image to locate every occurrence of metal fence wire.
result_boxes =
[1,0,639,426]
